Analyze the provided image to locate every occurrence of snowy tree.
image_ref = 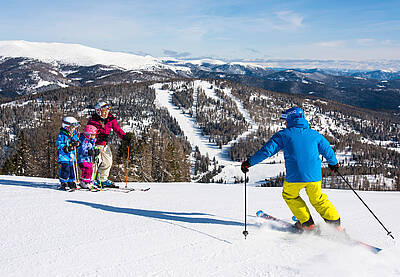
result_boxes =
[2,131,36,176]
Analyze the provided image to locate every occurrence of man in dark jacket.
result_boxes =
[241,107,341,231]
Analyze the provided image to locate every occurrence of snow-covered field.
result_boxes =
[1,175,399,277]
[1,68,399,276]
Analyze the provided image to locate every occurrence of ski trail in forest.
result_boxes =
[220,87,259,159]
[153,82,224,164]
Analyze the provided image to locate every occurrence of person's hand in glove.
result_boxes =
[328,163,339,172]
[123,135,132,145]
[70,140,80,148]
[88,148,101,157]
[63,145,74,153]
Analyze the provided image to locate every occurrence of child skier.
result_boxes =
[77,125,100,189]
[241,107,341,232]
[56,116,81,191]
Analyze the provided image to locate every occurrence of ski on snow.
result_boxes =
[102,187,150,193]
[256,210,382,254]
[59,186,150,193]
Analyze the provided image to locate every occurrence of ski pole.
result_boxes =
[92,153,100,190]
[92,155,98,188]
[243,171,249,239]
[336,170,394,240]
[92,146,103,190]
[74,147,80,185]
[125,146,130,188]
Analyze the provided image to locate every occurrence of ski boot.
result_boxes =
[90,183,101,191]
[101,180,118,188]
[325,218,344,232]
[68,182,77,191]
[60,183,70,191]
[293,216,319,234]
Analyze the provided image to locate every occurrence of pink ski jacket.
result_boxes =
[87,113,126,146]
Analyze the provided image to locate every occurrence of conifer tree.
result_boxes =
[8,131,35,176]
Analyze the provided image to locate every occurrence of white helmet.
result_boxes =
[62,116,80,130]
[95,101,111,118]
[95,101,110,111]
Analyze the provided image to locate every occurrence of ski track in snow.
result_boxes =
[218,87,259,161]
[0,175,399,277]
[153,80,286,183]
[153,81,231,165]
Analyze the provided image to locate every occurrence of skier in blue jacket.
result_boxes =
[241,107,341,231]
[56,116,80,190]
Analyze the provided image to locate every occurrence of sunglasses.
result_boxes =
[63,120,81,127]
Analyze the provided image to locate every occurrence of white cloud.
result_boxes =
[275,11,304,29]
[381,40,393,45]
[315,40,346,47]
[356,38,376,45]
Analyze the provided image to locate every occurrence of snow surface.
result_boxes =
[0,40,188,72]
[0,175,399,277]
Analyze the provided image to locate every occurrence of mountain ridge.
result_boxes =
[1,40,400,113]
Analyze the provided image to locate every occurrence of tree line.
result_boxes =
[0,82,192,182]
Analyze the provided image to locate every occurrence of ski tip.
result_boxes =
[256,210,264,217]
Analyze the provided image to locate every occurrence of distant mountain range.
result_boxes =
[1,40,400,112]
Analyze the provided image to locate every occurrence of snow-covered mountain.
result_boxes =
[0,175,399,276]
[0,41,192,97]
[0,40,171,70]
[1,40,400,111]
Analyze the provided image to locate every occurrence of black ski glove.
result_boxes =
[123,135,132,145]
[88,148,101,157]
[71,140,80,148]
[97,134,110,144]
[328,163,339,173]
[241,160,251,173]
[63,145,74,153]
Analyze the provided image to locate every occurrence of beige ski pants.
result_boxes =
[94,144,113,182]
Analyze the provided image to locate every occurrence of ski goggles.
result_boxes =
[99,104,111,110]
[63,120,81,127]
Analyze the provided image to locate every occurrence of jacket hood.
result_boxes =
[287,117,309,128]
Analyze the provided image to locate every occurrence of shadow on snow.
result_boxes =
[0,178,59,190]
[67,200,243,226]
[67,200,247,244]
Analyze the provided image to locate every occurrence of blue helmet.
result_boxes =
[281,107,305,121]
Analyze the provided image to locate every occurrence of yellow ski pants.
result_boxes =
[282,180,340,224]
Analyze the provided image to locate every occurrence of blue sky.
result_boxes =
[1,0,399,60]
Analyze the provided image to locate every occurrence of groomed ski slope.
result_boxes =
[1,175,399,277]
[153,80,286,183]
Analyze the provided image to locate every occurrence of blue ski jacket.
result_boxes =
[77,134,96,163]
[56,128,79,163]
[249,117,338,182]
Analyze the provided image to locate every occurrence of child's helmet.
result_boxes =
[83,125,98,136]
[62,116,80,131]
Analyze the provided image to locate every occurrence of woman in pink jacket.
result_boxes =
[87,101,131,187]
